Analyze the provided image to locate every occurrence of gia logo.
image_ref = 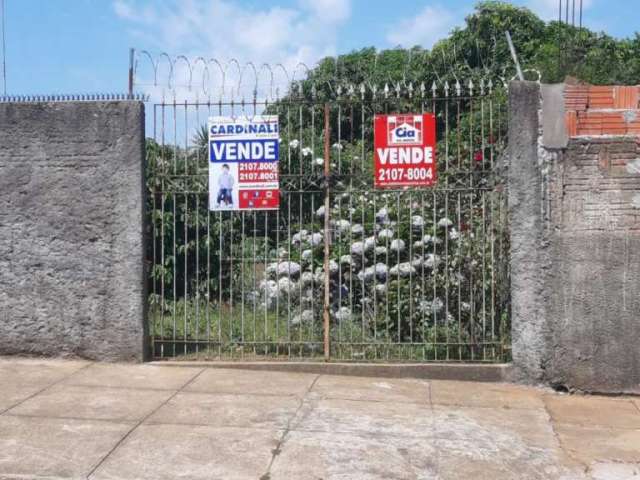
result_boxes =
[388,115,423,145]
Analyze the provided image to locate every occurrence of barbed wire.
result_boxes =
[0,93,148,103]
[131,48,540,103]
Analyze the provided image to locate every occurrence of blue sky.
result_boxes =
[1,0,637,96]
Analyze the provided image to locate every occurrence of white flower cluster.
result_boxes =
[333,219,351,235]
[375,208,390,225]
[390,239,405,253]
[266,261,302,279]
[292,309,314,326]
[378,228,394,241]
[437,217,453,228]
[251,197,479,329]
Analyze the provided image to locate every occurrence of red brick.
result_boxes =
[576,110,640,136]
[576,111,627,136]
[614,86,640,109]
[627,121,640,134]
[565,111,578,137]
[564,85,589,111]
[562,83,640,136]
[588,86,615,108]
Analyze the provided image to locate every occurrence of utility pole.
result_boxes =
[128,48,134,98]
[1,0,6,95]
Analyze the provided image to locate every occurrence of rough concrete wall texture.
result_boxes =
[507,81,551,384]
[547,138,640,393]
[510,81,640,393]
[0,101,146,361]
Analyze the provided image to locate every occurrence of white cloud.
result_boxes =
[298,0,351,24]
[525,0,594,21]
[114,0,354,101]
[113,0,156,23]
[115,1,357,142]
[113,0,134,20]
[385,5,461,49]
[115,0,351,67]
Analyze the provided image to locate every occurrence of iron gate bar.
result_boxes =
[144,77,511,362]
[323,103,331,361]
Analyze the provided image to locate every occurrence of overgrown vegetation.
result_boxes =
[145,1,638,361]
[297,0,640,90]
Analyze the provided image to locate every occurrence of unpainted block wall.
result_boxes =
[547,137,640,393]
[0,101,147,361]
[509,82,640,393]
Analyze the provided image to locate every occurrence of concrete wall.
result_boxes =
[508,82,551,384]
[0,101,147,362]
[509,82,640,393]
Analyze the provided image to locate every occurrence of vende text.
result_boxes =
[376,146,434,165]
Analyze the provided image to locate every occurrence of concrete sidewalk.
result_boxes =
[0,358,638,480]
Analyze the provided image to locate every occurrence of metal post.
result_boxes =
[128,48,135,98]
[579,0,583,28]
[558,0,562,24]
[505,31,524,81]
[323,103,331,361]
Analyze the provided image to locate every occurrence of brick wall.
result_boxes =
[565,84,640,136]
[557,83,640,234]
[549,138,640,232]
[510,82,640,394]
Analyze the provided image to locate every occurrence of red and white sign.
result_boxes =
[374,113,437,188]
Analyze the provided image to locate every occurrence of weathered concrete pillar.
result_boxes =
[507,81,550,384]
[0,101,147,361]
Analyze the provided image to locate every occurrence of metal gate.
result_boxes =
[139,53,511,362]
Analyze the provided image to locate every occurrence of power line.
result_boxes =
[558,0,583,28]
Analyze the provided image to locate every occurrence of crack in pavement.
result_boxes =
[259,374,321,480]
[0,362,95,417]
[85,367,207,479]
[542,396,590,476]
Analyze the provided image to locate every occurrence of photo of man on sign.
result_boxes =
[215,164,236,208]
